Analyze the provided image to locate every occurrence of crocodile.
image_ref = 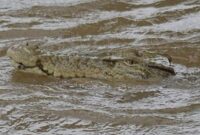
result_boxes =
[7,42,175,81]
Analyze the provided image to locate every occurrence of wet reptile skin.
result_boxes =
[7,42,175,80]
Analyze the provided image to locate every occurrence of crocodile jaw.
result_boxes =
[11,60,47,75]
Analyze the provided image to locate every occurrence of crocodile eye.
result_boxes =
[33,45,39,50]
[26,43,29,46]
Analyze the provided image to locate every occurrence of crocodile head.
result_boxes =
[7,42,41,67]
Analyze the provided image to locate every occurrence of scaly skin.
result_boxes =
[7,42,175,80]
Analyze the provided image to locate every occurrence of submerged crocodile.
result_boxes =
[7,42,175,81]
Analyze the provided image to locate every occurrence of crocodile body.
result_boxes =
[7,42,175,80]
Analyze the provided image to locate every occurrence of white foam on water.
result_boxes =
[0,0,95,11]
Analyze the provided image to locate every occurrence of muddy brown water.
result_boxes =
[0,0,200,134]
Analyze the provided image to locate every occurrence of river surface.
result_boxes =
[0,0,200,135]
